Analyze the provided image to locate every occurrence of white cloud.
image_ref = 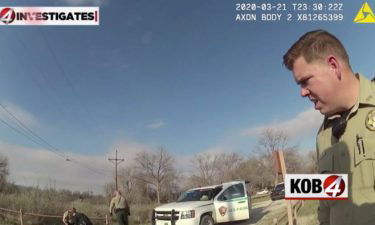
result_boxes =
[109,139,193,176]
[0,108,322,194]
[147,120,166,129]
[0,141,111,194]
[0,138,186,194]
[0,101,38,128]
[107,139,153,165]
[240,108,323,139]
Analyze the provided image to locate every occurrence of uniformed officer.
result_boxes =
[109,190,130,225]
[283,30,375,225]
[73,212,93,225]
[62,207,76,225]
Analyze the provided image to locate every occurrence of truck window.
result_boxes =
[211,186,223,198]
[176,187,222,202]
[217,183,245,201]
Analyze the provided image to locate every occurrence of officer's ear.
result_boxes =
[327,55,342,80]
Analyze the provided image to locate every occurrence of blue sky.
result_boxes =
[0,0,374,193]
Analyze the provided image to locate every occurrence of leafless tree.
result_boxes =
[117,167,139,203]
[134,146,175,204]
[216,152,245,181]
[253,128,300,187]
[189,153,220,186]
[0,154,9,192]
[104,182,116,200]
[188,152,246,187]
[255,128,295,156]
[283,148,304,173]
[303,150,318,173]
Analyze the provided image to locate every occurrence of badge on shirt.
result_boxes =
[365,110,375,131]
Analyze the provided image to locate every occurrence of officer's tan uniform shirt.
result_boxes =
[317,74,375,225]
[62,210,74,224]
[109,195,128,213]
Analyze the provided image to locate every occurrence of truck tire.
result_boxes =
[200,215,214,225]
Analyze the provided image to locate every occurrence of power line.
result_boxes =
[0,104,111,177]
[8,31,109,176]
[1,31,112,189]
[69,158,111,176]
[13,28,106,140]
[0,116,67,159]
[8,29,111,177]
[37,29,107,136]
[0,103,67,158]
[11,29,69,118]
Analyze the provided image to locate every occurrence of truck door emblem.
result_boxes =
[219,206,227,216]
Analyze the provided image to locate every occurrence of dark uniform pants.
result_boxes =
[115,209,128,225]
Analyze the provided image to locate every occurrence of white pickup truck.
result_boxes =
[152,180,252,225]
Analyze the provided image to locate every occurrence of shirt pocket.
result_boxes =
[353,138,375,190]
[319,142,350,174]
[354,138,375,164]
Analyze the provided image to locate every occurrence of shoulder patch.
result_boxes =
[365,110,375,131]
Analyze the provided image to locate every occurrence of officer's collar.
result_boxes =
[357,73,375,107]
[323,73,373,127]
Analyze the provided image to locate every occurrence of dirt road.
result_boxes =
[225,199,287,225]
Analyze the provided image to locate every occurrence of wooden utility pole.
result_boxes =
[108,150,124,190]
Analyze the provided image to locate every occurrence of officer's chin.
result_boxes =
[317,107,332,116]
[321,110,338,117]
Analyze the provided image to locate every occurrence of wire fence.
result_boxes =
[0,207,110,225]
[0,199,304,225]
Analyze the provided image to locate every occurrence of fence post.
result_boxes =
[292,200,303,225]
[19,208,24,225]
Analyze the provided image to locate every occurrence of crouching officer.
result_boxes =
[109,190,130,225]
[74,212,93,225]
[62,208,76,225]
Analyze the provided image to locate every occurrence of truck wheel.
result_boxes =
[200,215,214,225]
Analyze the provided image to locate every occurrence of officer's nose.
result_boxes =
[300,87,310,98]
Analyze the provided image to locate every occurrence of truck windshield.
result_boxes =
[177,186,222,202]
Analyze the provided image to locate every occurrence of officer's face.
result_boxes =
[292,56,340,116]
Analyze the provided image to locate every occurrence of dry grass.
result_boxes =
[0,188,157,225]
[296,200,319,225]
[251,194,271,204]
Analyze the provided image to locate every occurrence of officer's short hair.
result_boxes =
[283,29,350,71]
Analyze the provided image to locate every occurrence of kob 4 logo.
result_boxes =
[0,8,15,24]
[285,174,348,200]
